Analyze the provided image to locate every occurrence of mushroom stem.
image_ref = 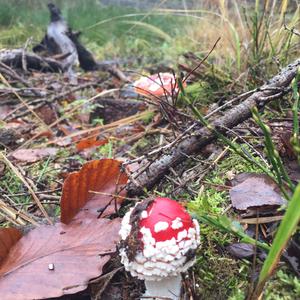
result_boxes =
[143,275,181,300]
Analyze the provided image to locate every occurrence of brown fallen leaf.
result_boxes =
[76,137,108,151]
[35,103,58,125]
[0,105,12,119]
[61,159,128,224]
[0,228,22,264]
[0,158,127,300]
[0,218,121,300]
[10,148,58,163]
[229,173,286,211]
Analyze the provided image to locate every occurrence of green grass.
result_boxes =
[0,0,188,62]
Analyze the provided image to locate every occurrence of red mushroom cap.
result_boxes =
[119,197,200,281]
[139,197,194,242]
[133,73,185,98]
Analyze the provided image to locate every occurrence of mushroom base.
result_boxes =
[144,275,181,300]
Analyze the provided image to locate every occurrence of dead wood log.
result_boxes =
[91,98,147,123]
[0,49,63,72]
[33,3,130,81]
[33,3,96,72]
[127,59,300,195]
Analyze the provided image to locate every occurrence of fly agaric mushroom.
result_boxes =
[133,73,185,99]
[119,197,200,300]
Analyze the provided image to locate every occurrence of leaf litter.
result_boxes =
[0,159,128,300]
[0,3,299,298]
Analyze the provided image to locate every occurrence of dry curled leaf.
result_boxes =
[0,218,121,300]
[229,173,286,211]
[61,159,128,224]
[76,137,108,151]
[10,148,58,163]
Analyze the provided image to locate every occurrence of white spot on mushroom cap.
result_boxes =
[171,217,183,230]
[141,210,148,219]
[177,229,187,242]
[154,221,169,233]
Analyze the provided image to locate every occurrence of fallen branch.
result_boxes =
[0,49,63,72]
[127,59,300,195]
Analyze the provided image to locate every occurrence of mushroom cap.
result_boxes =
[139,198,195,242]
[119,197,200,281]
[133,73,184,98]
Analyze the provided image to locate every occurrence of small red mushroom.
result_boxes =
[133,73,185,99]
[119,197,200,299]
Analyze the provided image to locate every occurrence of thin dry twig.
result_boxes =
[0,73,53,135]
[0,198,39,226]
[0,152,52,225]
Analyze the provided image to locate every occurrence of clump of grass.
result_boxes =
[0,0,188,63]
[264,269,300,299]
[194,242,250,299]
[1,0,298,80]
[185,147,266,298]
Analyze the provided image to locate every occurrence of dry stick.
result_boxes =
[0,198,39,226]
[240,215,283,224]
[0,199,26,226]
[0,49,63,73]
[20,88,120,148]
[127,58,300,195]
[0,73,53,135]
[183,37,221,83]
[0,61,44,97]
[0,153,52,225]
[5,81,101,120]
[44,109,153,146]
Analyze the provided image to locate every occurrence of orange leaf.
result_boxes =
[76,137,108,151]
[0,228,22,265]
[61,159,128,224]
[0,218,121,299]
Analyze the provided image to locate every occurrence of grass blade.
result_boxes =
[120,20,171,42]
[253,182,300,298]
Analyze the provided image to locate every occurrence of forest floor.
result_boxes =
[0,1,300,299]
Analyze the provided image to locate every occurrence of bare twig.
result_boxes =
[0,152,52,225]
